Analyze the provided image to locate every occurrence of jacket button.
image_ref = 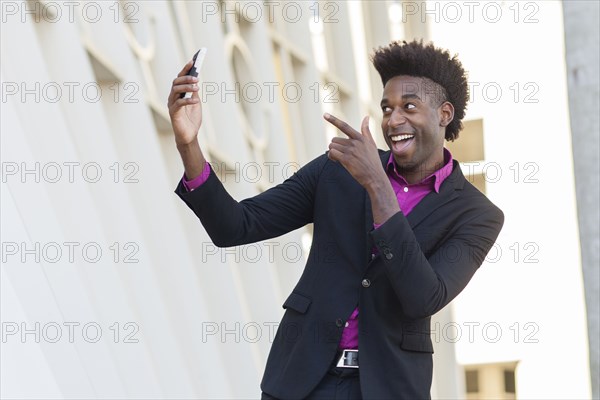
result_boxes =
[362,279,371,288]
[385,252,393,260]
[336,318,344,327]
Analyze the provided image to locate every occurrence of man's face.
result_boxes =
[380,75,450,180]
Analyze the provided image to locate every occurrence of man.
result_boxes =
[168,40,504,399]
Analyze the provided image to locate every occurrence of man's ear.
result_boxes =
[439,101,454,127]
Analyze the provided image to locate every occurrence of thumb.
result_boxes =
[361,115,374,142]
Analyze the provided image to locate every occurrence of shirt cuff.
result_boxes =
[182,161,211,192]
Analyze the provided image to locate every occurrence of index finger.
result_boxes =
[177,59,194,78]
[323,113,360,139]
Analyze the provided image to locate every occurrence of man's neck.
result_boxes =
[394,153,447,184]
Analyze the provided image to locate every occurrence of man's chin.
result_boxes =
[392,158,418,173]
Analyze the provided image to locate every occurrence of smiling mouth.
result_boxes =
[390,134,414,142]
[389,133,415,154]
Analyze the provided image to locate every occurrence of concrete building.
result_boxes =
[1,1,596,398]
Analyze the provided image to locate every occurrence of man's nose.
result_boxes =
[388,109,407,128]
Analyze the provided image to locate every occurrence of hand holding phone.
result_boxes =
[180,48,207,99]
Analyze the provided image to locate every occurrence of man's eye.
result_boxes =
[382,106,392,113]
[405,103,416,110]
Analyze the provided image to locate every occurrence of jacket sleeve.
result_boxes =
[369,206,504,319]
[174,155,328,247]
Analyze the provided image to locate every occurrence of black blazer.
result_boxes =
[175,149,504,399]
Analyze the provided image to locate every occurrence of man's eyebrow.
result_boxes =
[380,93,422,106]
[402,93,422,101]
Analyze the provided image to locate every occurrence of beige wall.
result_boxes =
[1,1,592,399]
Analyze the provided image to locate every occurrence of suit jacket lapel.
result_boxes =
[406,160,464,229]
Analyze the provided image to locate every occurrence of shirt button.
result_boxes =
[371,253,376,260]
[345,322,349,328]
[403,187,409,192]
[362,279,371,288]
[336,318,344,327]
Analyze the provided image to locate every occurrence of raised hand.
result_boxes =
[167,60,202,146]
[324,113,387,190]
[325,113,400,224]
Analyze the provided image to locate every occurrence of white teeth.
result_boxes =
[391,134,414,142]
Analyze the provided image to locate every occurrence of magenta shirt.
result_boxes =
[182,149,454,350]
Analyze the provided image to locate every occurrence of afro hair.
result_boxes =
[371,40,469,141]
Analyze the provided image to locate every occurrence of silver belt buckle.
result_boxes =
[336,349,359,368]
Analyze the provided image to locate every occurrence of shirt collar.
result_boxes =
[386,148,454,193]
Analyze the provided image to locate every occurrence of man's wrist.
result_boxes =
[176,138,200,151]
[366,173,401,225]
[365,172,392,196]
[176,139,206,182]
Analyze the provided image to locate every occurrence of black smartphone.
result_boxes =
[180,48,207,99]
